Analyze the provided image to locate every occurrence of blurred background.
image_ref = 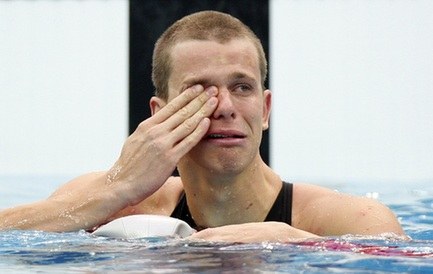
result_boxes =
[1,0,432,187]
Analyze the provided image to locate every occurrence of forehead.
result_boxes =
[171,37,258,58]
[168,39,260,88]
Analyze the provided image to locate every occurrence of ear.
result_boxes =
[149,96,167,116]
[262,89,272,130]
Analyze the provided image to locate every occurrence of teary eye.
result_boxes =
[233,83,253,94]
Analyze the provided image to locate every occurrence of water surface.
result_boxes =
[1,176,432,273]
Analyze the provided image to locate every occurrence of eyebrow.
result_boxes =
[183,78,210,88]
[230,72,257,83]
[183,71,258,87]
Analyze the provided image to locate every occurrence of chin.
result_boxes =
[197,155,253,177]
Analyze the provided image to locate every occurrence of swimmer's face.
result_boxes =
[166,38,271,175]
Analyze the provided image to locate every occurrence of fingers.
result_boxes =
[124,84,217,176]
[163,86,218,130]
[150,85,218,158]
[164,87,217,155]
[172,117,211,158]
[167,92,217,136]
[152,85,213,124]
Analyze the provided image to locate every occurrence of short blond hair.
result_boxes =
[152,10,268,100]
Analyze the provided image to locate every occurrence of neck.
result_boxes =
[178,156,282,228]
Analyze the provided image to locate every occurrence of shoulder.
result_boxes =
[292,183,405,237]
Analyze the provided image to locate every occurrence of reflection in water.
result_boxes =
[0,230,431,273]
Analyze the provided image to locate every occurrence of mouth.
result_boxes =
[206,133,245,139]
[204,129,247,144]
[201,130,247,147]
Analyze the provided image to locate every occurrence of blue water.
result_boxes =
[1,176,432,273]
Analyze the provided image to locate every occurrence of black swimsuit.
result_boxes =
[170,182,293,229]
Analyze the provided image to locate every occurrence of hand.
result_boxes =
[107,85,218,205]
[188,222,319,243]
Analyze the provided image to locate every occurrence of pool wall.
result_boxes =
[1,0,433,185]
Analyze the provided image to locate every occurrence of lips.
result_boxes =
[207,133,244,139]
[205,130,246,141]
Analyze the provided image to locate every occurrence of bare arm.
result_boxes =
[0,172,129,231]
[311,194,405,236]
[0,85,218,232]
[293,184,406,237]
[188,201,405,244]
[189,222,318,243]
[189,184,406,243]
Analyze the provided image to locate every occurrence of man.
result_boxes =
[0,11,405,242]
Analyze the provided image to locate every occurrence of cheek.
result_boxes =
[244,105,264,129]
[233,96,265,132]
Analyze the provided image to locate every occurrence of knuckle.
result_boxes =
[199,106,210,116]
[182,117,196,131]
[136,120,150,132]
[180,88,196,103]
[178,106,190,118]
[182,135,195,147]
[148,138,165,154]
[146,126,161,142]
[165,102,177,115]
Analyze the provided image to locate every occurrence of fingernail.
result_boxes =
[206,86,218,96]
[192,84,204,93]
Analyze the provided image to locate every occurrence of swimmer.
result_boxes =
[0,11,406,242]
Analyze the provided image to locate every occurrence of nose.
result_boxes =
[212,88,236,120]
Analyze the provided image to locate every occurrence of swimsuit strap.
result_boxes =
[264,181,293,225]
[170,181,293,229]
[170,192,196,229]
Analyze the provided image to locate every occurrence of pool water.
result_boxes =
[1,176,432,273]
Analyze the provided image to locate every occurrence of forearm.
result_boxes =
[189,222,320,243]
[0,172,136,232]
[0,199,112,232]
